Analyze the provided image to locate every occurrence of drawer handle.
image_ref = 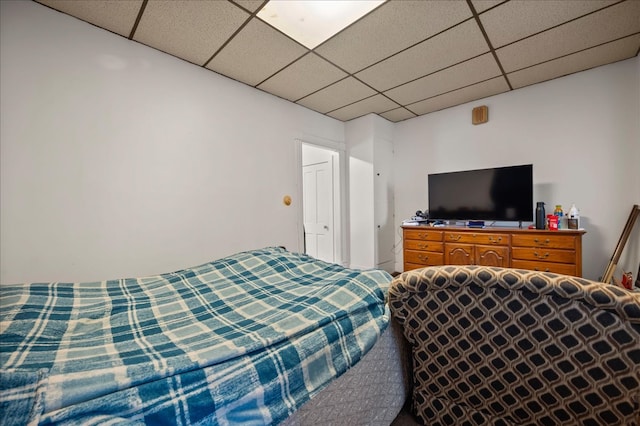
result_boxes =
[418,254,429,262]
[534,267,551,272]
[488,236,502,243]
[449,235,461,241]
[534,238,551,245]
[534,251,550,259]
[419,243,429,250]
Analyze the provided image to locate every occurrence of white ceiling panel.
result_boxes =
[230,0,265,14]
[380,107,417,123]
[385,53,502,106]
[497,0,640,73]
[327,94,399,121]
[258,53,347,102]
[296,77,377,114]
[206,19,307,87]
[33,0,640,123]
[37,0,143,37]
[471,0,506,14]
[407,77,509,116]
[480,0,615,49]
[509,34,640,89]
[315,0,473,74]
[134,0,250,66]
[356,19,490,92]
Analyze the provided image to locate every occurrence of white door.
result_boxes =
[303,153,334,263]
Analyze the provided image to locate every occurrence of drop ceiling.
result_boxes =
[35,0,640,123]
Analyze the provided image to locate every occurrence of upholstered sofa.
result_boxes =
[389,265,640,425]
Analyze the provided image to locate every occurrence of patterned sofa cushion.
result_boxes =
[389,265,640,425]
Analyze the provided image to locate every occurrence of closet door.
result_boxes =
[303,156,334,262]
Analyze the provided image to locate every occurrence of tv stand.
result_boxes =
[402,225,586,277]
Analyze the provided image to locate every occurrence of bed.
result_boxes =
[0,247,408,425]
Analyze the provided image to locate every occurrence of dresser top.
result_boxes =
[402,225,586,235]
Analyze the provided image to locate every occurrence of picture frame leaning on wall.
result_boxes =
[601,204,639,287]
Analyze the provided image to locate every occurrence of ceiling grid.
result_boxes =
[35,0,640,122]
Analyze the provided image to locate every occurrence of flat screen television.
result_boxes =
[428,164,533,222]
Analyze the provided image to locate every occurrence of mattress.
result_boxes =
[281,315,409,425]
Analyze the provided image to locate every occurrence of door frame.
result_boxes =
[295,137,348,266]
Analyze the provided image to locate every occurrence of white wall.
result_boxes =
[346,116,376,269]
[345,114,396,271]
[0,1,344,284]
[2,1,638,284]
[393,57,640,281]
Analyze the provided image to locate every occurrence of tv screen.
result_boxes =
[428,164,533,222]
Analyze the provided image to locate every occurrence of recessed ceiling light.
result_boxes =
[257,0,386,49]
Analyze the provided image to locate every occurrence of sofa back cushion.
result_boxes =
[389,266,640,425]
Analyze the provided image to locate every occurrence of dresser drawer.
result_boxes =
[444,232,509,245]
[404,240,444,252]
[512,260,576,276]
[511,247,576,264]
[404,250,444,266]
[404,229,443,242]
[512,234,576,249]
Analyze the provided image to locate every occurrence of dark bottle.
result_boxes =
[535,202,546,229]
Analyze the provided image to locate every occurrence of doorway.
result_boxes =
[300,142,342,264]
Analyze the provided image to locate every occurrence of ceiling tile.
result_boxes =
[29,0,640,122]
[230,0,264,13]
[134,0,249,66]
[497,0,640,72]
[471,0,506,14]
[357,20,489,92]
[406,77,509,116]
[206,18,307,87]
[258,53,347,102]
[296,77,377,114]
[379,107,417,123]
[384,53,502,106]
[36,0,142,37]
[509,34,640,89]
[315,0,473,74]
[480,0,614,48]
[327,94,400,121]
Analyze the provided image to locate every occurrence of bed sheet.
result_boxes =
[0,247,391,425]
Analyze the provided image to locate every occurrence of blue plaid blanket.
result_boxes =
[0,247,391,425]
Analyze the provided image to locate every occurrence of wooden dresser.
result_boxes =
[403,225,586,277]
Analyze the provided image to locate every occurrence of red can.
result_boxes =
[621,272,633,290]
